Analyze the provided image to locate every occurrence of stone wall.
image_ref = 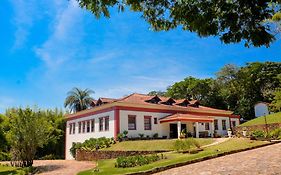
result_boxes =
[234,123,281,136]
[76,150,167,161]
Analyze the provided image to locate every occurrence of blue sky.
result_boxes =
[0,0,280,112]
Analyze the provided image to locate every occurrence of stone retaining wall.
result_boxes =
[76,150,167,161]
[234,123,281,136]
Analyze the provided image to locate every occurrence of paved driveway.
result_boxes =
[33,160,95,175]
[155,143,281,175]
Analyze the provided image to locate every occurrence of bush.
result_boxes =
[174,138,200,152]
[117,133,124,142]
[115,154,162,168]
[70,137,115,158]
[251,130,265,139]
[138,133,144,139]
[153,133,158,138]
[269,128,281,140]
[0,151,11,161]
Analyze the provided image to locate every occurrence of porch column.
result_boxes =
[195,122,199,138]
[210,122,214,137]
[177,121,181,139]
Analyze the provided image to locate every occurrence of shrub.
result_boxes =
[115,154,162,168]
[0,151,11,161]
[117,133,124,142]
[153,133,158,138]
[269,128,281,140]
[138,133,144,138]
[174,138,200,152]
[123,130,128,138]
[251,130,265,139]
[70,137,115,158]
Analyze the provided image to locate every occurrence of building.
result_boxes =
[254,102,269,118]
[65,93,240,159]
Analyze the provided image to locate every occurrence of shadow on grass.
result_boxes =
[0,170,18,175]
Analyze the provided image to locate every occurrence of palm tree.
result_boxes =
[64,87,94,113]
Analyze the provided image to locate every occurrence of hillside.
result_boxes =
[239,112,281,127]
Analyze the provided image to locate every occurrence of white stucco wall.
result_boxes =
[65,110,115,160]
[213,117,231,136]
[254,103,269,117]
[119,110,171,138]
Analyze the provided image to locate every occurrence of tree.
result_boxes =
[64,87,94,113]
[147,90,167,96]
[76,0,281,47]
[6,108,54,167]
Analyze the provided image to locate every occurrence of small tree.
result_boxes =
[6,108,53,167]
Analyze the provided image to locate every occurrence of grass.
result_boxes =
[0,165,19,175]
[240,112,281,127]
[78,138,269,175]
[103,138,215,151]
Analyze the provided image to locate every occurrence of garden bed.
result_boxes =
[78,138,271,175]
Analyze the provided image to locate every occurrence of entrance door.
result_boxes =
[169,123,187,138]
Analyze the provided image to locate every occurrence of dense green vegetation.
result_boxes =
[78,138,269,175]
[0,165,36,175]
[150,62,281,120]
[77,0,281,47]
[115,154,163,168]
[104,139,214,151]
[0,107,65,166]
[240,112,281,126]
[70,137,116,158]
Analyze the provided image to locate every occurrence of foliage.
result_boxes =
[77,0,281,47]
[122,130,128,137]
[6,107,56,167]
[138,133,144,138]
[64,87,94,113]
[153,133,158,138]
[115,154,161,168]
[70,137,116,158]
[78,138,268,175]
[147,91,167,97]
[117,133,124,142]
[271,88,281,112]
[0,151,11,161]
[161,62,281,120]
[269,128,281,140]
[174,138,200,152]
[251,130,266,139]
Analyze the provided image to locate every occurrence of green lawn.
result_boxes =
[103,138,215,151]
[0,165,18,175]
[78,138,269,175]
[240,112,281,127]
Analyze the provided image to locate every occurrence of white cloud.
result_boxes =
[35,0,84,69]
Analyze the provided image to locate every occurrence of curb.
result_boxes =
[126,141,279,175]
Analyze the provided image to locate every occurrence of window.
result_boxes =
[214,120,218,130]
[205,123,210,130]
[232,121,236,127]
[99,117,104,131]
[144,116,152,130]
[69,123,75,134]
[91,119,95,132]
[86,120,90,133]
[105,116,109,131]
[128,115,136,130]
[69,123,72,134]
[154,118,158,124]
[78,122,82,133]
[82,121,86,133]
[222,120,226,130]
[73,123,76,134]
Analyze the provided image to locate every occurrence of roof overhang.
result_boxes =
[159,113,214,123]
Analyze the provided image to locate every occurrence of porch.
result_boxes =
[159,113,215,139]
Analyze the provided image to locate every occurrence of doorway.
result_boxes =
[169,123,186,138]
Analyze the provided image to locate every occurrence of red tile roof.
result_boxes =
[159,113,215,123]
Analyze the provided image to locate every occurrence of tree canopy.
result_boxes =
[64,87,95,113]
[151,62,281,120]
[77,0,281,47]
